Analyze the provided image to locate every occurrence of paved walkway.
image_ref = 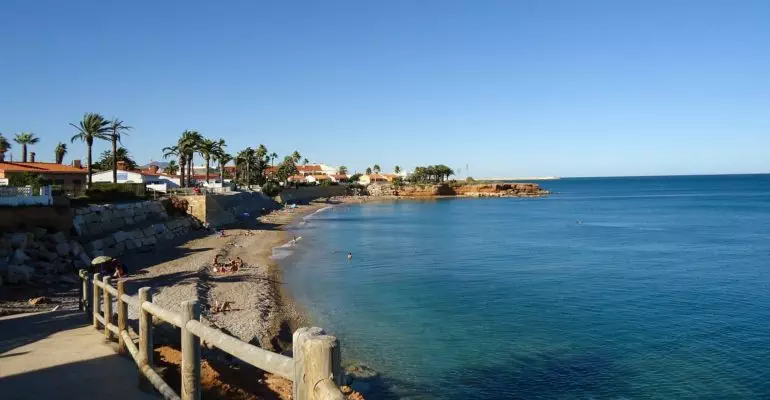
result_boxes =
[0,310,158,400]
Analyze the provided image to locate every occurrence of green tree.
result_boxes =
[269,152,278,166]
[165,160,179,176]
[162,145,183,185]
[14,132,39,162]
[70,113,111,185]
[164,130,201,187]
[0,133,11,161]
[302,158,309,165]
[236,147,256,186]
[373,164,381,174]
[55,143,67,164]
[197,138,219,183]
[107,118,132,183]
[349,173,362,182]
[185,130,203,186]
[213,139,230,182]
[254,144,270,186]
[338,165,348,175]
[394,165,401,174]
[291,150,302,163]
[276,156,298,185]
[365,167,372,175]
[95,147,137,171]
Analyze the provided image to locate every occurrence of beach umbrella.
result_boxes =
[91,255,115,265]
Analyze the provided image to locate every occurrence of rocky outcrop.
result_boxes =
[0,230,89,285]
[366,182,549,198]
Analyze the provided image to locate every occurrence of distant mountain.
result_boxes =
[140,161,169,169]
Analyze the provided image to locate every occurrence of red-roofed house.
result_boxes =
[0,161,87,191]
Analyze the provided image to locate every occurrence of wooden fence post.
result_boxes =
[181,300,201,400]
[303,332,344,400]
[103,276,112,340]
[117,280,128,354]
[79,269,88,312]
[92,273,101,329]
[138,287,153,367]
[293,327,323,400]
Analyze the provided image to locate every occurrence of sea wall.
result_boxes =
[73,200,199,258]
[178,192,280,228]
[276,185,347,204]
[0,205,73,233]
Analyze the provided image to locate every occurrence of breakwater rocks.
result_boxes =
[73,200,200,258]
[0,230,87,285]
[366,182,549,198]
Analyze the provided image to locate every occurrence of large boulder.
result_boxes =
[70,240,84,257]
[35,261,57,274]
[55,242,71,256]
[10,233,32,250]
[49,232,67,244]
[11,249,30,264]
[5,264,34,284]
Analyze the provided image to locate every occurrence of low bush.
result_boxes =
[261,181,282,197]
[85,182,146,202]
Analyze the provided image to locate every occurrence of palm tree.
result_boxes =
[162,145,183,186]
[218,152,233,183]
[55,143,67,164]
[338,166,348,175]
[70,113,110,185]
[14,132,39,162]
[0,133,11,162]
[269,152,278,166]
[302,158,309,165]
[184,131,203,186]
[291,151,301,163]
[394,165,401,174]
[373,164,381,174]
[366,167,372,175]
[165,160,179,176]
[197,138,219,183]
[107,118,132,183]
[236,148,255,187]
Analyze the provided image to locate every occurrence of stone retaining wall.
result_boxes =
[86,217,198,258]
[73,201,169,237]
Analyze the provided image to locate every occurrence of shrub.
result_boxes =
[466,177,476,182]
[162,196,189,216]
[8,172,44,192]
[261,181,282,197]
[320,179,333,187]
[86,182,146,202]
[349,173,362,182]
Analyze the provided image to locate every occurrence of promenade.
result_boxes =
[0,310,157,400]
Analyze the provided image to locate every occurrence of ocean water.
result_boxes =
[279,175,770,399]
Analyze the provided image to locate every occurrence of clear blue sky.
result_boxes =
[1,0,768,177]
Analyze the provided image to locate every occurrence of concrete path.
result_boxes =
[0,310,159,400]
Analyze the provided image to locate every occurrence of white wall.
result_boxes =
[91,170,147,184]
[0,186,53,206]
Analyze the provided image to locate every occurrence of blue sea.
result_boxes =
[279,175,770,399]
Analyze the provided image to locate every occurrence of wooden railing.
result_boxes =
[79,270,345,400]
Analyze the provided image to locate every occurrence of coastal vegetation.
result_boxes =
[0,133,11,158]
[13,132,39,162]
[70,112,111,184]
[94,147,137,171]
[408,165,455,184]
[107,118,132,183]
[54,142,67,164]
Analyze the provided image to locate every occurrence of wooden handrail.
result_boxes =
[186,320,295,380]
[79,270,345,400]
[142,301,183,328]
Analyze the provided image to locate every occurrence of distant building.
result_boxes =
[328,174,348,183]
[0,160,87,192]
[305,174,331,184]
[358,174,388,185]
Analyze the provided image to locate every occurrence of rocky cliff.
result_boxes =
[365,182,549,198]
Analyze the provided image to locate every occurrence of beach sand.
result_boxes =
[120,200,355,399]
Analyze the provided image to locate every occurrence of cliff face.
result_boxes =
[366,182,549,198]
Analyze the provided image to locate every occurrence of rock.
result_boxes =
[5,264,34,284]
[49,232,67,244]
[10,233,31,249]
[33,227,48,239]
[79,252,92,267]
[35,261,56,273]
[141,236,157,247]
[142,226,156,238]
[70,240,84,257]
[28,296,53,305]
[91,250,104,258]
[163,231,175,241]
[124,217,135,226]
[38,248,58,262]
[89,239,104,251]
[113,231,129,243]
[103,236,116,248]
[132,239,143,249]
[11,249,30,264]
[55,242,71,256]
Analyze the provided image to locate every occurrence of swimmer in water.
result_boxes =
[347,252,353,260]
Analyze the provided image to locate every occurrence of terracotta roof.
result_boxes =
[0,162,87,175]
[330,174,348,180]
[297,165,322,173]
